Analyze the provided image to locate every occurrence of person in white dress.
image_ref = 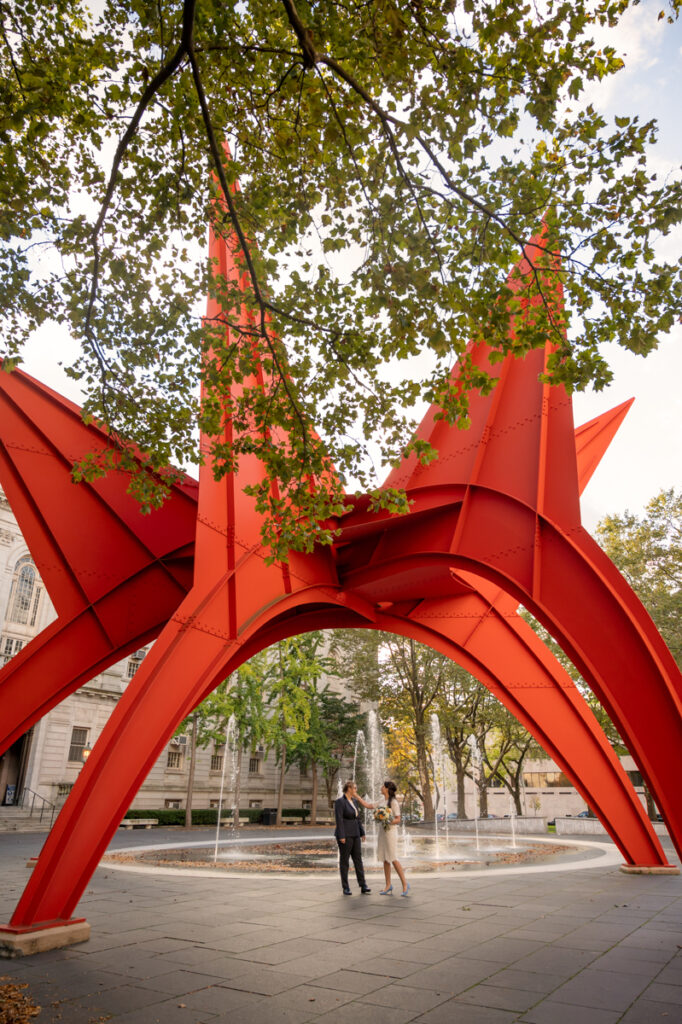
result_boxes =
[375,780,410,896]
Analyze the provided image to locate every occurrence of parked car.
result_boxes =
[446,812,458,820]
[576,810,591,817]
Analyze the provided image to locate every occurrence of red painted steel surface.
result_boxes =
[1,226,680,932]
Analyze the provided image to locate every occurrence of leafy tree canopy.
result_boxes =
[2,0,681,553]
[596,487,681,668]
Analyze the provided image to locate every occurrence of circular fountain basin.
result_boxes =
[104,830,619,877]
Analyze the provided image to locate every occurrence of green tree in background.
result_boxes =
[2,1,681,555]
[482,707,543,815]
[436,669,487,819]
[340,631,450,819]
[289,685,365,822]
[264,636,318,825]
[176,652,269,826]
[597,488,681,669]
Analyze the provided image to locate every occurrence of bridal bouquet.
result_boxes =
[374,806,393,831]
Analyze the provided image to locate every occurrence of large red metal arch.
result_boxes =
[1,222,680,950]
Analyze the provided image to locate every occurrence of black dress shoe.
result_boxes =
[361,887,372,894]
[343,887,352,895]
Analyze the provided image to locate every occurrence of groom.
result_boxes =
[334,781,371,896]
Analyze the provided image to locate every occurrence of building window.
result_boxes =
[300,765,308,778]
[166,750,183,769]
[302,800,312,809]
[67,727,89,763]
[126,649,146,677]
[627,769,644,787]
[249,757,261,774]
[57,783,73,798]
[6,556,42,626]
[523,771,571,789]
[249,800,262,809]
[210,754,224,772]
[164,799,181,809]
[1,636,24,665]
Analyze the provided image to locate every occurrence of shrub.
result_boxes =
[123,806,311,825]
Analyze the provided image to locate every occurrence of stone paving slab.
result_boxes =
[619,997,682,1022]
[519,1001,621,1024]
[1,828,682,1023]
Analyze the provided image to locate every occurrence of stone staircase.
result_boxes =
[0,805,54,833]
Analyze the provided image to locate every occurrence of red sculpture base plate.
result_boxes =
[0,918,90,957]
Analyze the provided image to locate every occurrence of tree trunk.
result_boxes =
[184,713,198,829]
[323,770,333,807]
[456,765,468,819]
[410,640,435,821]
[644,783,657,821]
[416,737,435,821]
[233,744,243,829]
[478,774,489,818]
[276,743,287,826]
[310,760,318,826]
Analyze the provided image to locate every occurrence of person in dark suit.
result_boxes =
[334,780,372,895]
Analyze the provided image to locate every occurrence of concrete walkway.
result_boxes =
[1,828,681,1023]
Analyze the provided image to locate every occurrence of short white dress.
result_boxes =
[376,798,400,862]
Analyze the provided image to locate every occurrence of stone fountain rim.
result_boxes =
[103,831,625,880]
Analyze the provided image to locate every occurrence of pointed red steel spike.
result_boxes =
[0,368,197,619]
[383,228,568,505]
[574,398,634,493]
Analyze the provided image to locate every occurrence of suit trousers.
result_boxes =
[337,835,367,890]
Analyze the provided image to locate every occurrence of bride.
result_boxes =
[372,779,410,897]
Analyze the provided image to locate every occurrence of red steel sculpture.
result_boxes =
[1,219,681,952]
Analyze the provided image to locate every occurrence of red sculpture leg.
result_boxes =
[339,491,682,859]
[395,587,666,867]
[8,544,351,927]
[0,614,157,754]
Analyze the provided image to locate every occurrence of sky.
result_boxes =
[16,0,681,536]
[570,0,682,531]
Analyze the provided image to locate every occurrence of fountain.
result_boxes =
[107,715,592,879]
[431,713,454,855]
[365,709,386,803]
[352,728,367,784]
[467,734,482,852]
[213,714,238,863]
[111,830,586,875]
[509,792,517,849]
[352,711,386,860]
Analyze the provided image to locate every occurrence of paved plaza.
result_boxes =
[1,828,682,1024]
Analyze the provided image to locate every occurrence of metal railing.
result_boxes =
[17,787,57,827]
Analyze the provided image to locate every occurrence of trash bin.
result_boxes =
[261,809,278,825]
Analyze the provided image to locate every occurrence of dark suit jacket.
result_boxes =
[334,795,366,840]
